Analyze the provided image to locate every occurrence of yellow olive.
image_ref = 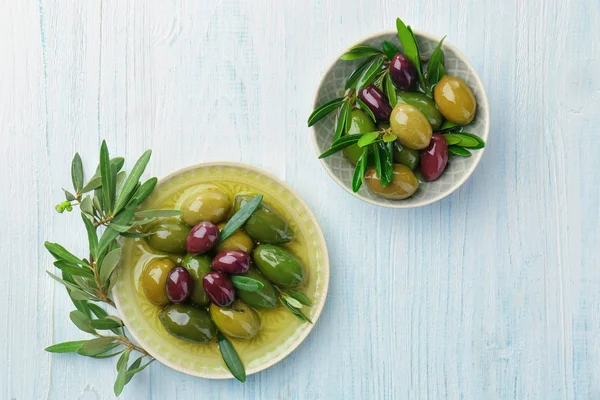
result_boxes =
[209,301,261,340]
[389,103,432,150]
[216,223,254,253]
[434,75,477,124]
[141,258,175,306]
[364,164,419,200]
[180,189,231,226]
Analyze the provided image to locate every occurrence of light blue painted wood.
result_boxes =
[0,0,599,398]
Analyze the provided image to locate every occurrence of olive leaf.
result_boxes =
[116,171,127,189]
[125,358,153,380]
[80,196,94,216]
[97,203,137,255]
[134,209,182,218]
[45,340,88,353]
[231,276,264,292]
[114,351,130,395]
[442,134,463,145]
[340,45,382,61]
[81,176,102,194]
[308,97,345,127]
[345,56,376,89]
[357,131,379,148]
[77,337,119,357]
[69,310,96,334]
[81,213,98,260]
[319,134,361,159]
[91,317,124,330]
[71,153,84,193]
[452,132,485,149]
[280,297,313,323]
[333,101,350,142]
[63,189,76,202]
[382,133,397,143]
[448,145,472,157]
[352,147,369,192]
[282,294,303,309]
[99,248,122,286]
[379,142,394,187]
[284,290,312,306]
[114,149,152,214]
[54,261,94,279]
[384,72,398,108]
[427,36,446,86]
[356,98,377,123]
[218,332,246,382]
[219,194,263,242]
[381,40,401,60]
[373,142,383,181]
[356,56,385,90]
[438,120,460,132]
[395,18,430,95]
[127,178,158,208]
[100,141,116,215]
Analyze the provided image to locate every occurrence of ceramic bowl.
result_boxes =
[113,163,329,379]
[311,29,490,208]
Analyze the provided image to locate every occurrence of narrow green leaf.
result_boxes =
[80,196,94,215]
[452,132,485,149]
[127,177,157,208]
[307,97,345,127]
[47,271,97,301]
[427,36,446,86]
[100,141,115,215]
[352,147,369,192]
[134,209,182,218]
[356,56,384,90]
[81,176,102,194]
[116,349,131,373]
[62,272,92,317]
[120,231,154,239]
[448,145,472,157]
[125,359,154,383]
[100,248,121,286]
[91,318,124,330]
[280,298,313,323]
[384,73,398,108]
[45,242,83,265]
[357,132,379,148]
[63,189,76,201]
[231,276,264,292]
[53,261,94,279]
[114,149,152,214]
[98,203,137,255]
[340,45,382,61]
[345,56,376,89]
[442,134,462,146]
[380,142,394,187]
[92,195,102,212]
[69,310,96,334]
[219,195,263,242]
[116,171,127,189]
[71,153,84,193]
[452,135,480,148]
[92,350,125,359]
[382,133,397,143]
[381,40,401,59]
[282,295,303,309]
[356,98,377,123]
[88,303,108,318]
[81,213,98,260]
[45,340,87,353]
[333,101,350,142]
[284,290,312,306]
[373,143,382,181]
[106,223,133,233]
[396,18,429,95]
[218,332,246,382]
[318,134,361,159]
[124,357,143,384]
[77,337,118,357]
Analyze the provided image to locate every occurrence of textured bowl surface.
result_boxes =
[113,163,329,379]
[311,29,490,208]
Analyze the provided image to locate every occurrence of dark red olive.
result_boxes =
[420,134,448,181]
[389,53,417,91]
[186,221,219,254]
[202,271,235,307]
[211,250,251,274]
[166,266,192,303]
[358,85,392,121]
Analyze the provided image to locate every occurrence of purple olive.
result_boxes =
[358,85,392,121]
[166,266,192,303]
[202,271,235,307]
[211,250,251,274]
[186,221,219,254]
[420,134,448,181]
[389,53,417,91]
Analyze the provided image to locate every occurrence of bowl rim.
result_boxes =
[310,28,490,209]
[113,161,330,379]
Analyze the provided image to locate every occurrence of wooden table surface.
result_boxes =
[1,0,599,399]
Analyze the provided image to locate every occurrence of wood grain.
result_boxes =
[0,0,598,398]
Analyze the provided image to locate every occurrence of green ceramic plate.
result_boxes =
[113,163,329,379]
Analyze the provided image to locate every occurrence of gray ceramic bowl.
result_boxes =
[310,30,490,208]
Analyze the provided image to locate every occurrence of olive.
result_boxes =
[396,91,443,129]
[236,268,279,309]
[434,75,477,124]
[420,133,448,181]
[233,196,293,244]
[389,103,432,150]
[166,266,192,304]
[203,271,235,307]
[393,142,420,170]
[343,109,377,165]
[252,244,304,288]
[212,250,250,274]
[141,258,174,306]
[364,164,419,200]
[180,189,231,226]
[216,223,254,253]
[186,221,219,254]
[146,219,191,254]
[358,85,392,121]
[389,53,417,91]
[159,304,217,343]
[209,301,261,340]
[181,254,211,306]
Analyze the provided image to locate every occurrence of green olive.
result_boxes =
[234,196,293,244]
[159,304,217,343]
[343,109,377,165]
[252,244,304,288]
[216,223,254,253]
[237,268,279,309]
[141,258,174,306]
[210,301,261,340]
[396,91,443,129]
[146,219,191,254]
[364,164,419,200]
[181,254,211,306]
[390,103,432,150]
[180,189,231,226]
[393,142,420,170]
[434,75,476,125]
